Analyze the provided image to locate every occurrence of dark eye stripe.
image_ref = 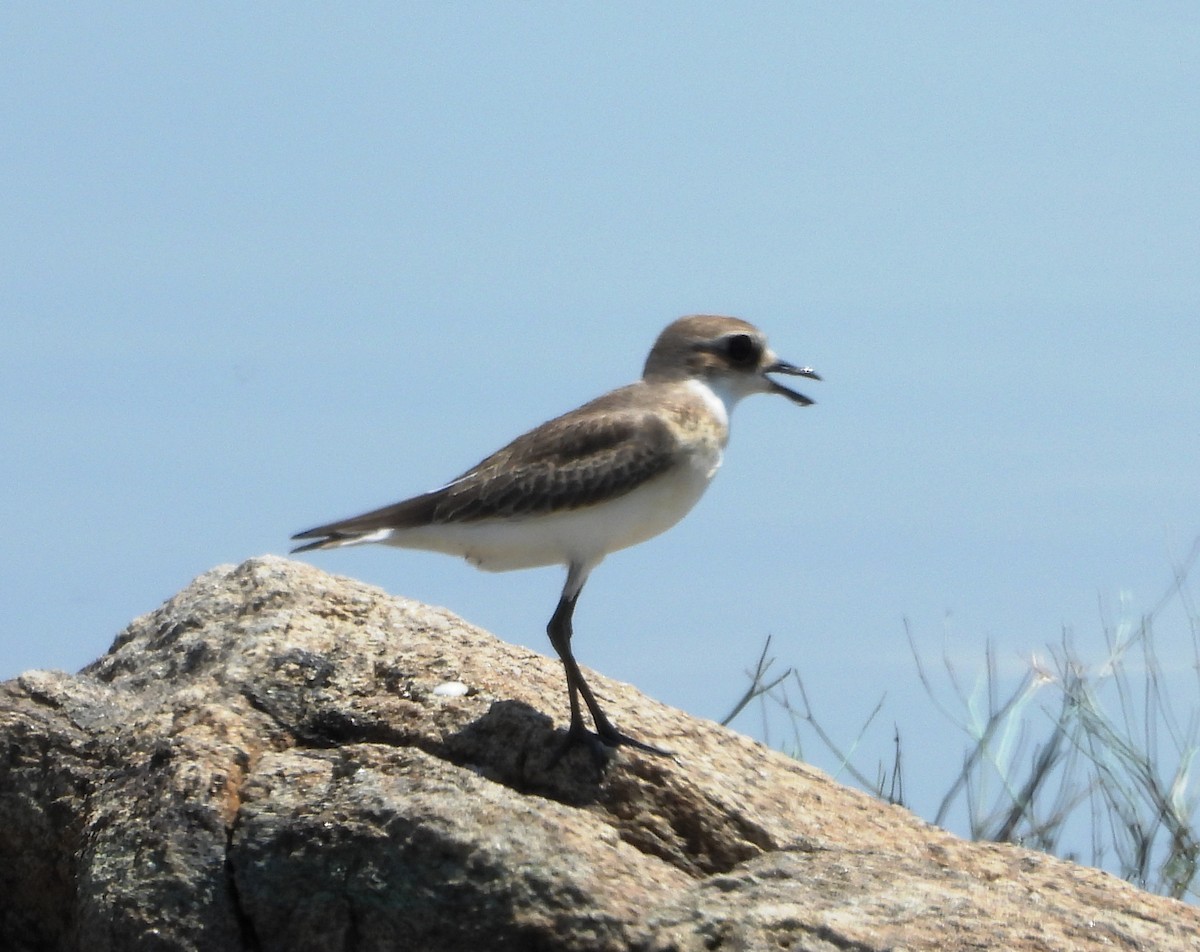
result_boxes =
[725,333,760,365]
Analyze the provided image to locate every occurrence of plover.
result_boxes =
[292,315,819,760]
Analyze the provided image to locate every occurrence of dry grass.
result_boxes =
[726,538,1200,902]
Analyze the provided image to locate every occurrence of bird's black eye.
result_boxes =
[725,333,759,366]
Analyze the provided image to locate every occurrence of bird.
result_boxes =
[292,315,820,762]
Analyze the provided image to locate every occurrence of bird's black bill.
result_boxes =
[764,358,821,406]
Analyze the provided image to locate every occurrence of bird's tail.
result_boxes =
[290,526,394,554]
[291,491,439,554]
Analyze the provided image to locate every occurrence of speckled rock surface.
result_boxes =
[2,557,1197,951]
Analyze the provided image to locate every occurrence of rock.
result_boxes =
[1,556,1196,951]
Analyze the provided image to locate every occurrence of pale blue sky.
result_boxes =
[3,5,1198,828]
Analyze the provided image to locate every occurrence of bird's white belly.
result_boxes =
[384,446,721,572]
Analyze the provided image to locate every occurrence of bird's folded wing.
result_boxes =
[291,410,681,544]
[436,410,680,521]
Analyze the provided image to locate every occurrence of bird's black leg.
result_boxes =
[545,566,672,765]
[546,587,590,749]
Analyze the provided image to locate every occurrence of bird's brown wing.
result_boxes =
[290,407,679,551]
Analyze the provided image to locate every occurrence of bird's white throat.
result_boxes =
[685,376,738,428]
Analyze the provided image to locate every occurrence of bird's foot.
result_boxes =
[595,724,674,758]
[548,719,674,769]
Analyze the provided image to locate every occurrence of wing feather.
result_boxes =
[435,410,678,521]
[291,400,681,550]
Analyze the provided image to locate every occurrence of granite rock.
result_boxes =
[2,557,1196,951]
